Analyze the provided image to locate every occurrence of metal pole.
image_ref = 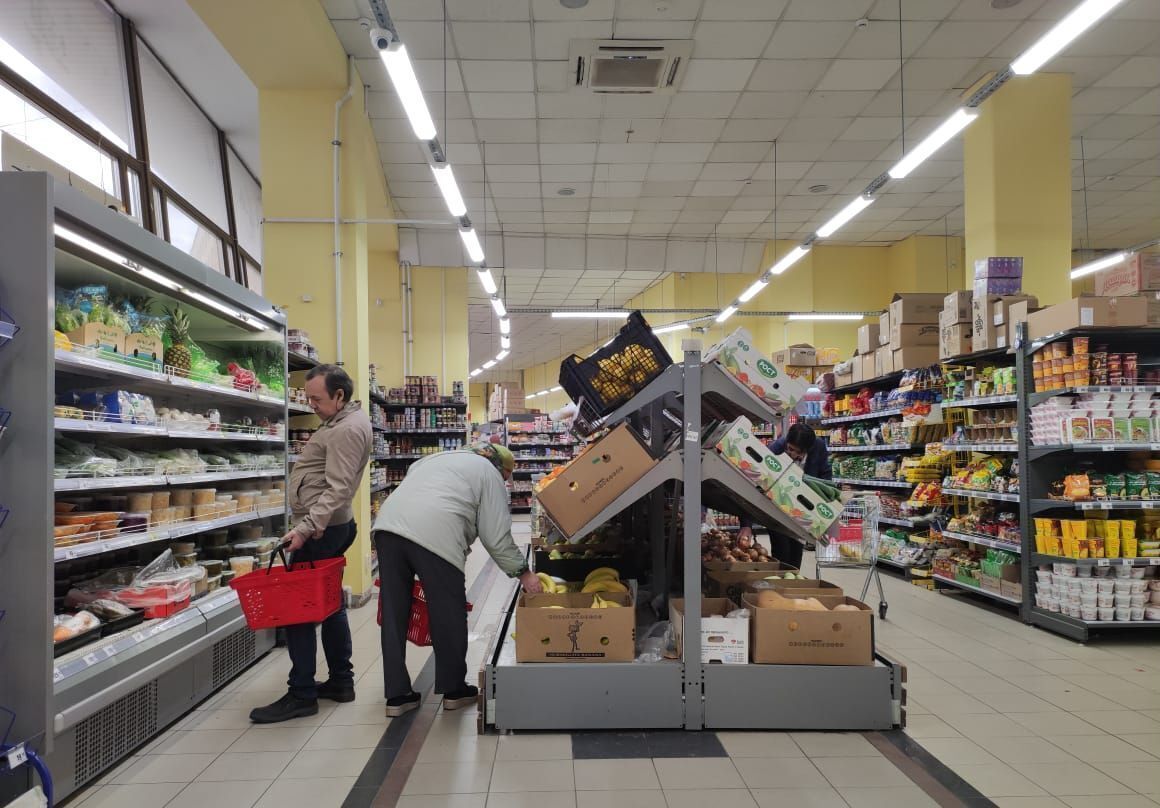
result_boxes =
[262,217,457,226]
[681,340,704,729]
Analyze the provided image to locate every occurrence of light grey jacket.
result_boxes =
[371,450,525,576]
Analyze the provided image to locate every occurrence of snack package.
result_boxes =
[1064,473,1091,501]
[1123,521,1138,557]
[1105,473,1126,499]
[1106,520,1121,558]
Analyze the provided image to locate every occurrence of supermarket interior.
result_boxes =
[2,0,1160,807]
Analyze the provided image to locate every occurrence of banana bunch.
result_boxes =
[535,572,566,594]
[590,594,622,608]
[580,567,627,594]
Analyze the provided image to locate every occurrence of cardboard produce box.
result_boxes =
[124,333,163,365]
[992,295,1039,327]
[753,578,844,600]
[515,592,635,662]
[704,565,800,600]
[773,344,816,367]
[889,293,944,326]
[943,290,972,324]
[856,324,880,356]
[1094,253,1160,297]
[874,345,893,378]
[68,323,126,354]
[706,327,808,411]
[1005,299,1039,347]
[743,593,874,665]
[972,292,999,336]
[878,312,891,344]
[860,354,876,381]
[1025,296,1148,341]
[713,416,792,492]
[940,323,972,360]
[892,345,939,371]
[889,322,939,351]
[850,360,864,384]
[536,423,657,537]
[765,464,842,539]
[669,598,749,665]
[972,319,1002,353]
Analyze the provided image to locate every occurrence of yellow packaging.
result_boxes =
[1090,519,1106,539]
[1035,534,1045,553]
[1106,520,1121,557]
[1060,520,1073,558]
[1090,538,1105,558]
[1123,520,1138,557]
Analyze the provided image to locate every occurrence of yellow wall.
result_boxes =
[408,266,470,395]
[368,250,403,387]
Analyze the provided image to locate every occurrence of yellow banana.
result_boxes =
[536,572,557,593]
[582,579,628,594]
[583,567,620,585]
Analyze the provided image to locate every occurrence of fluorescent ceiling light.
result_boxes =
[551,311,629,319]
[738,277,768,303]
[716,305,738,324]
[1070,251,1128,279]
[536,389,550,396]
[786,313,865,321]
[1012,0,1126,76]
[769,245,811,276]
[888,109,978,180]
[379,44,437,140]
[138,267,183,291]
[500,334,511,349]
[459,228,485,264]
[491,297,506,317]
[470,368,482,377]
[477,268,498,295]
[550,386,563,392]
[482,359,497,369]
[816,195,875,239]
[431,164,467,217]
[497,350,510,361]
[55,224,183,290]
[653,322,690,335]
[499,318,510,335]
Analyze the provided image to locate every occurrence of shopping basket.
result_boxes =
[230,543,346,630]
[375,579,473,646]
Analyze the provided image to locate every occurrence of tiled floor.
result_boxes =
[66,520,1160,808]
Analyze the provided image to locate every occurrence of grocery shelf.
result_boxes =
[879,515,923,528]
[940,347,1011,365]
[830,370,904,395]
[287,350,318,371]
[829,443,919,453]
[1072,500,1160,511]
[54,505,286,562]
[941,530,1021,554]
[833,477,915,490]
[1029,607,1160,642]
[821,407,903,426]
[1029,384,1160,407]
[1031,552,1160,569]
[1029,442,1160,459]
[372,396,467,410]
[54,467,282,492]
[373,453,443,461]
[942,487,1019,503]
[288,402,313,415]
[945,442,1018,453]
[378,427,468,435]
[942,394,1018,408]
[877,556,919,570]
[932,574,1022,605]
[55,417,285,443]
[370,481,398,494]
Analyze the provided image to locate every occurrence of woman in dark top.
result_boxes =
[738,423,830,570]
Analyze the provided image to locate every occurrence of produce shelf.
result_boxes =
[833,477,915,490]
[942,488,1019,503]
[829,443,920,453]
[941,530,1021,554]
[287,350,318,371]
[879,515,922,528]
[821,407,903,426]
[942,394,1018,408]
[1029,607,1160,642]
[54,505,286,561]
[945,442,1018,453]
[55,417,284,443]
[932,574,1021,605]
[1031,552,1160,569]
[54,467,282,492]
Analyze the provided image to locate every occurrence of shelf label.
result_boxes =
[82,652,101,666]
[1102,445,1117,452]
[1097,558,1111,567]
[1150,558,1160,566]
[1151,444,1160,452]
[1143,502,1156,510]
[1100,502,1114,511]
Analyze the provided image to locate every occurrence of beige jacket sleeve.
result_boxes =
[295,424,370,536]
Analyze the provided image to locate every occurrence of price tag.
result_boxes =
[1102,445,1117,452]
[1097,558,1111,567]
[1151,444,1160,452]
[52,668,63,683]
[1100,502,1114,511]
[1150,558,1160,566]
[6,744,28,769]
[82,652,101,666]
[1143,502,1156,510]
[132,631,146,643]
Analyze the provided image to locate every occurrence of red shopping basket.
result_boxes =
[375,579,473,647]
[230,548,346,630]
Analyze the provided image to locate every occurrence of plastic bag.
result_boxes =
[635,621,672,663]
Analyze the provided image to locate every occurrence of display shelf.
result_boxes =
[1029,384,1160,407]
[942,394,1018,408]
[54,506,285,562]
[54,467,282,492]
[943,487,1019,503]
[1029,608,1160,642]
[288,402,313,415]
[1030,442,1160,459]
[879,515,922,528]
[374,397,467,410]
[941,530,1021,554]
[513,456,571,462]
[287,350,318,371]
[1032,552,1160,568]
[932,574,1022,605]
[55,417,284,444]
[833,477,915,490]
[830,370,905,395]
[1072,500,1160,511]
[507,441,577,448]
[821,407,903,426]
[877,556,919,570]
[379,427,468,435]
[829,443,919,453]
[940,347,1010,365]
[945,442,1018,453]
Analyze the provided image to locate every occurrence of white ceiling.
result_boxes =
[321,0,1160,372]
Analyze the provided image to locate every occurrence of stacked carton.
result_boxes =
[939,290,972,359]
[1091,253,1160,326]
[887,293,942,371]
[972,257,1022,352]
[487,383,526,421]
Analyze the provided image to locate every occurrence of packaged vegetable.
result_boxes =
[1105,473,1126,499]
[1064,474,1091,501]
[1126,472,1148,500]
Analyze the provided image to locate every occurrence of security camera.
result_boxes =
[368,27,394,51]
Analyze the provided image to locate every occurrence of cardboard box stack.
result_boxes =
[972,258,1022,352]
[1094,253,1160,298]
[488,383,526,420]
[939,290,972,359]
[888,293,942,371]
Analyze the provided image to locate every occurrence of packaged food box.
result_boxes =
[67,323,126,355]
[889,293,944,325]
[669,598,749,664]
[772,344,816,367]
[1094,253,1160,297]
[515,591,635,662]
[705,327,808,411]
[712,416,792,492]
[974,257,1024,279]
[1026,297,1148,341]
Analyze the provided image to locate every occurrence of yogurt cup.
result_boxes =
[1080,579,1098,594]
[1081,607,1098,621]
[1115,606,1131,621]
[1115,593,1132,607]
[1131,593,1147,608]
[1131,580,1147,594]
[1098,594,1114,607]
[1098,607,1115,621]
[1131,606,1145,621]
[1098,579,1115,594]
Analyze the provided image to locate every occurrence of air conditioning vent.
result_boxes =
[568,39,692,94]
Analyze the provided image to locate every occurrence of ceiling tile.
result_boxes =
[474,118,537,142]
[599,118,663,143]
[785,0,875,21]
[915,21,1018,59]
[539,118,600,142]
[699,163,759,181]
[660,119,727,142]
[534,60,570,92]
[632,209,681,224]
[533,21,612,60]
[412,61,466,93]
[692,180,748,197]
[602,94,673,118]
[617,0,701,20]
[541,164,596,183]
[539,143,597,164]
[638,187,692,204]
[1072,88,1152,115]
[461,61,535,92]
[733,91,809,118]
[595,143,655,163]
[586,238,627,270]
[1096,56,1160,88]
[627,239,667,269]
[652,142,716,163]
[817,60,900,92]
[765,21,852,60]
[798,90,876,118]
[591,181,644,198]
[530,0,615,21]
[646,163,703,182]
[545,237,586,268]
[452,22,532,59]
[538,92,605,118]
[613,20,696,38]
[702,0,789,20]
[666,92,742,119]
[468,92,536,118]
[485,164,542,183]
[779,117,851,142]
[681,60,759,92]
[596,164,647,182]
[839,21,939,59]
[709,142,773,163]
[747,59,831,92]
[693,22,777,59]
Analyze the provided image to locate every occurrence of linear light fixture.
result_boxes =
[500,335,511,349]
[431,163,467,217]
[470,368,483,377]
[482,359,497,369]
[716,305,738,324]
[550,386,563,392]
[55,224,184,290]
[1012,0,1127,76]
[738,276,769,303]
[1070,250,1128,279]
[888,109,978,180]
[491,297,507,317]
[499,318,511,335]
[477,268,498,295]
[653,322,691,335]
[459,227,485,264]
[551,311,629,319]
[816,195,875,239]
[770,245,811,276]
[786,313,865,321]
[379,43,437,140]
[497,350,510,361]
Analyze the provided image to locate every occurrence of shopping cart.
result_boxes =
[814,493,888,619]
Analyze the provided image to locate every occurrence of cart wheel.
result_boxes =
[879,602,888,620]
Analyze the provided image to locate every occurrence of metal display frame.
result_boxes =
[482,341,904,732]
[0,174,287,802]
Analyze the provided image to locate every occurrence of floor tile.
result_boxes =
[980,693,1063,713]
[1039,691,1123,713]
[177,710,257,731]
[253,776,357,808]
[197,751,291,783]
[811,756,912,789]
[303,723,387,750]
[732,757,830,790]
[979,737,1079,764]
[901,715,961,739]
[1008,712,1102,737]
[790,732,880,757]
[835,785,938,808]
[227,726,316,753]
[571,732,650,759]
[750,787,848,808]
[1012,762,1134,796]
[143,729,245,755]
[715,732,803,758]
[575,791,665,808]
[281,747,375,779]
[485,793,577,808]
[401,762,493,795]
[165,779,273,808]
[1073,712,1160,735]
[416,733,500,764]
[106,753,217,784]
[992,799,1068,808]
[398,797,489,808]
[1090,762,1160,794]
[1061,798,1160,808]
[490,760,576,793]
[942,713,1038,740]
[662,788,759,808]
[912,736,1000,764]
[1050,734,1158,763]
[323,703,394,726]
[1117,734,1160,756]
[573,759,660,791]
[495,734,574,761]
[69,783,186,808]
[645,730,727,758]
[950,763,1048,798]
[652,758,745,790]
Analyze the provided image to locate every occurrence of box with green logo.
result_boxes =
[765,464,843,539]
[713,416,792,492]
[705,328,808,411]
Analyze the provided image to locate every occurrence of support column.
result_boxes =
[964,73,1073,305]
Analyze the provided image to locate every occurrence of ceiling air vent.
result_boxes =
[567,39,693,95]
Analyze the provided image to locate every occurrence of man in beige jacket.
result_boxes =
[250,364,372,724]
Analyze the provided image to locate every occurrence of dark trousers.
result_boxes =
[285,520,357,700]
[374,531,467,699]
[771,532,805,571]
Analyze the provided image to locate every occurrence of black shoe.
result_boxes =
[442,684,478,712]
[385,691,421,717]
[316,680,356,703]
[249,693,318,724]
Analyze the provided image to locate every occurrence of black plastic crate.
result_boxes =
[558,310,673,434]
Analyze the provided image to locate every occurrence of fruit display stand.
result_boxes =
[0,174,288,801]
[481,341,904,732]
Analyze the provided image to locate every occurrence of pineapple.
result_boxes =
[164,306,193,377]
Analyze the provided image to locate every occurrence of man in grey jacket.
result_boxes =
[372,444,542,716]
[250,364,372,724]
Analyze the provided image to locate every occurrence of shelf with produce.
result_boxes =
[54,416,284,444]
[943,487,1019,503]
[1031,552,1160,568]
[832,477,916,490]
[942,394,1019,408]
[1030,608,1160,641]
[821,407,904,426]
[287,350,318,372]
[932,574,1022,605]
[54,506,285,562]
[829,443,920,453]
[941,530,1021,554]
[945,442,1018,453]
[54,467,282,492]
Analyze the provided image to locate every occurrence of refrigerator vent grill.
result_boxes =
[212,628,256,689]
[73,681,158,785]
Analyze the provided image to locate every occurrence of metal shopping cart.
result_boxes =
[815,493,888,619]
